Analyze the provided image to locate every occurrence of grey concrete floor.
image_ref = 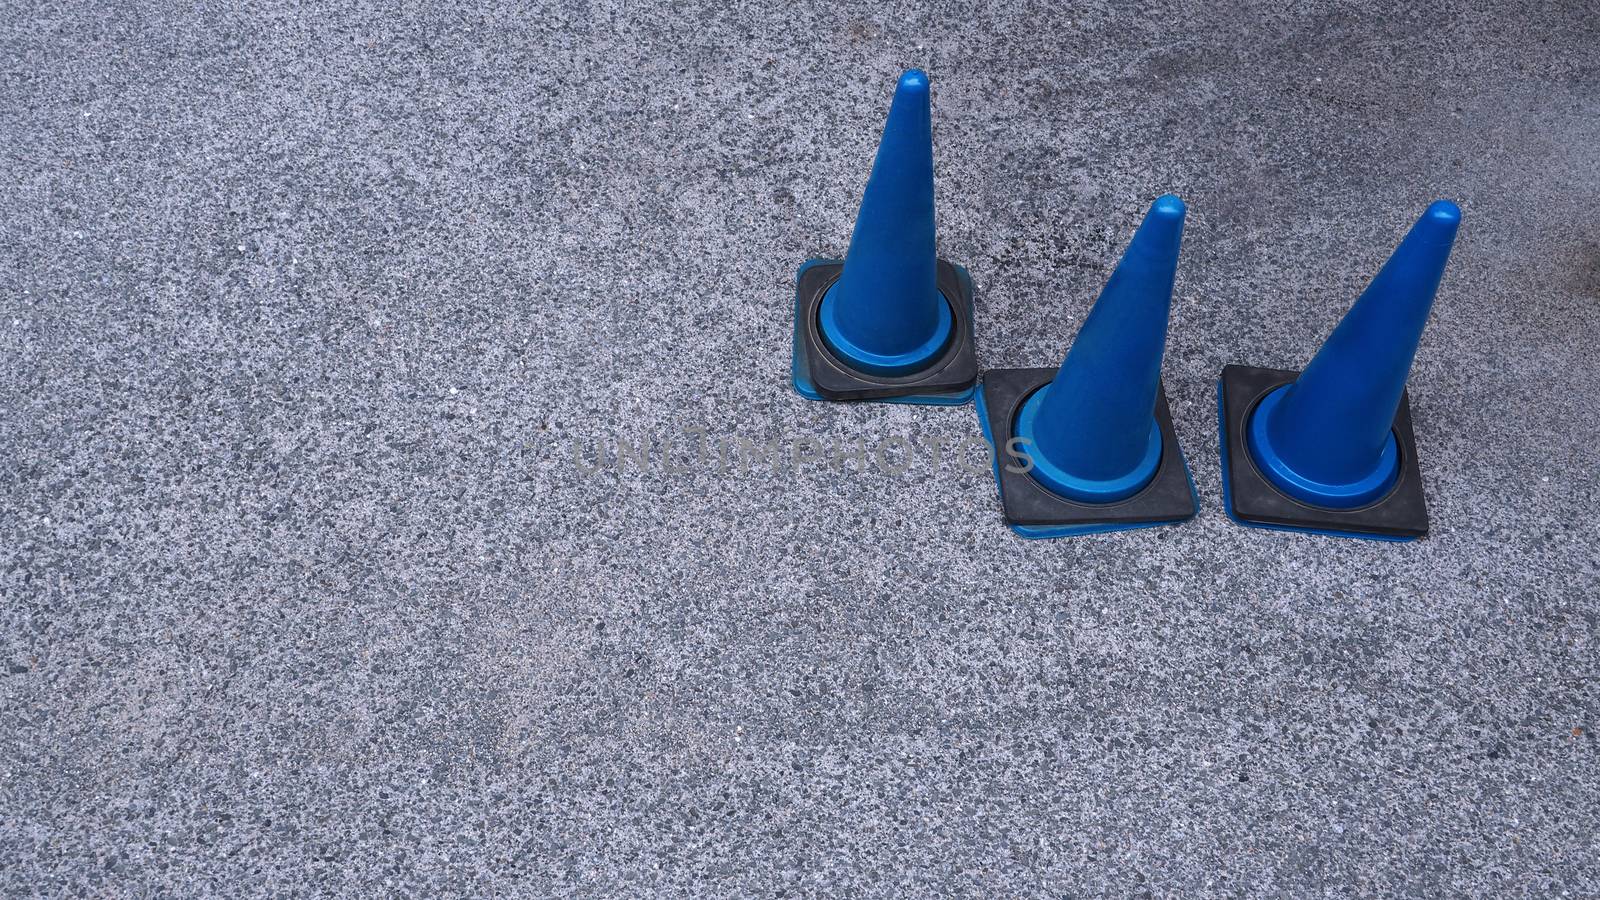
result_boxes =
[3,1,1598,896]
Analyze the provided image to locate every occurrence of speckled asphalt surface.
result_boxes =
[3,1,1598,896]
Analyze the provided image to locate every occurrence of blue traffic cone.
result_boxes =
[975,196,1198,538]
[1218,201,1461,539]
[820,70,950,376]
[1021,195,1186,502]
[792,70,977,404]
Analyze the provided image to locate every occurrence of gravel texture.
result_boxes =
[2,1,1598,895]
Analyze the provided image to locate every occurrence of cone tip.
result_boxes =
[1412,200,1461,247]
[897,69,930,93]
[1150,193,1186,221]
[1425,199,1461,225]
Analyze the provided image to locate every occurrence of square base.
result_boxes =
[1217,364,1428,541]
[976,368,1198,538]
[791,258,978,405]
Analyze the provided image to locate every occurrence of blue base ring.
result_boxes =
[1012,386,1162,504]
[1246,386,1400,510]
[817,284,954,377]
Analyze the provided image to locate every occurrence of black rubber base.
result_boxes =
[793,259,978,403]
[977,367,1198,535]
[1217,364,1429,540]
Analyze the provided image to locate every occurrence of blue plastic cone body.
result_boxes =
[818,70,953,376]
[1248,200,1461,509]
[1016,195,1187,504]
